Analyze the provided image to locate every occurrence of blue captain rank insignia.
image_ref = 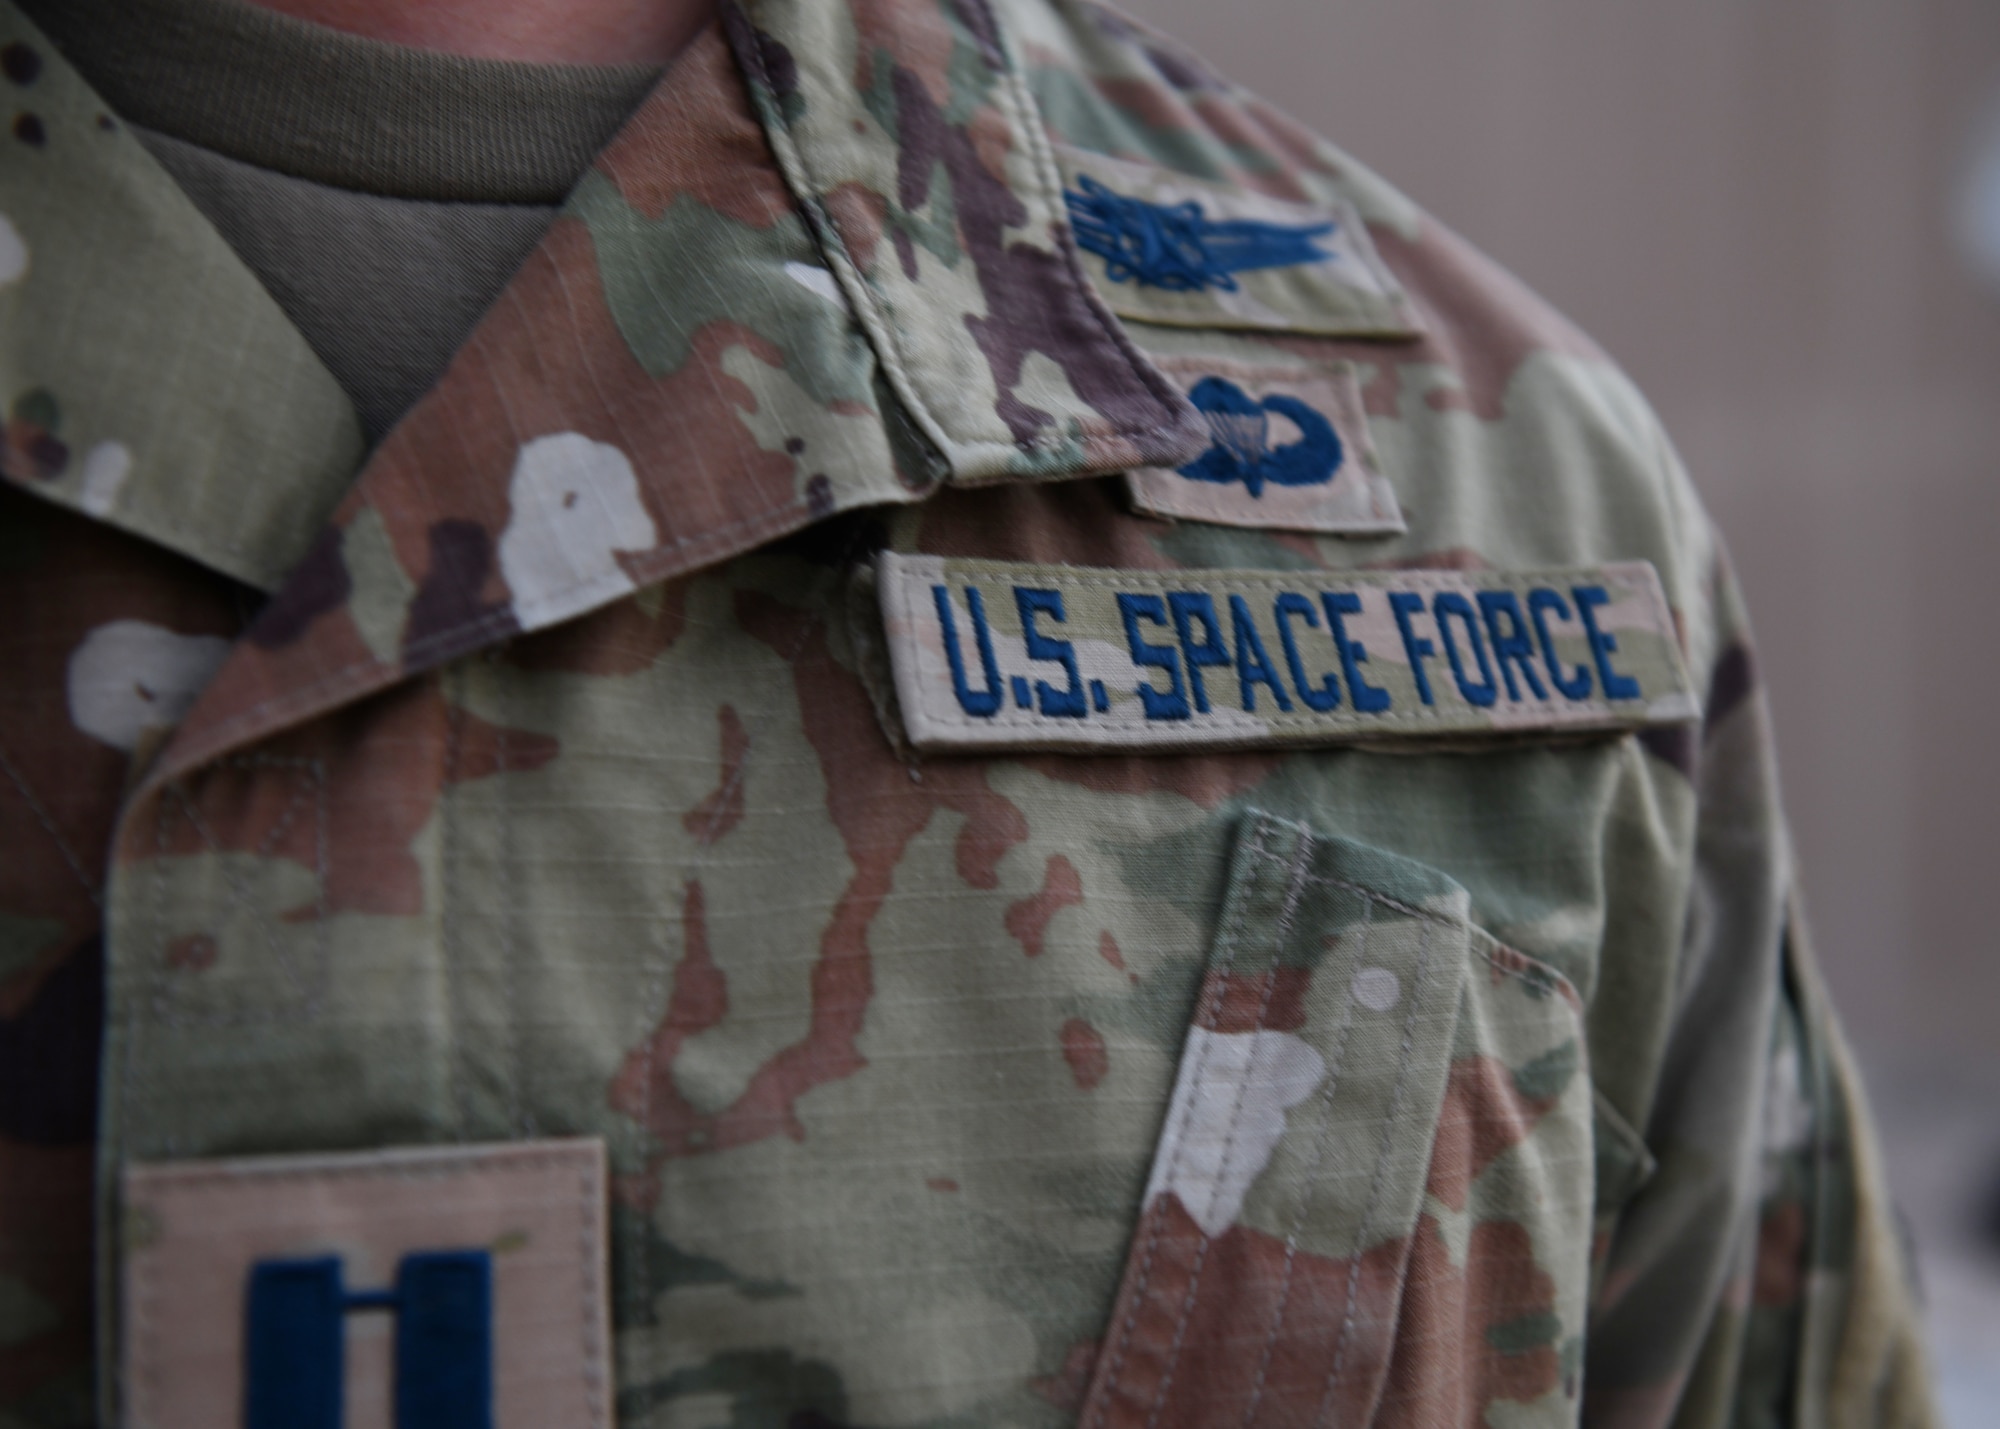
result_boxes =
[1178,375,1344,496]
[1065,174,1336,292]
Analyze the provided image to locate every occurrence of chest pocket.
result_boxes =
[1076,811,1593,1428]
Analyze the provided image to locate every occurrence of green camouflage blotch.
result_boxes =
[617,1348,847,1429]
[1514,1038,1580,1104]
[1486,1307,1564,1357]
[566,172,876,408]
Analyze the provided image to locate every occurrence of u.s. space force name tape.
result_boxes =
[876,552,1699,752]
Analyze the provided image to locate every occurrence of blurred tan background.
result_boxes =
[1114,0,2000,1412]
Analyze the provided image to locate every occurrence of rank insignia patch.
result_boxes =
[876,553,1697,753]
[1126,357,1404,535]
[120,1140,610,1429]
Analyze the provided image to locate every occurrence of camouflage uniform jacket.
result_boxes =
[0,0,1937,1425]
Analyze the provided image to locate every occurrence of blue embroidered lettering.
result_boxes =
[246,1251,493,1429]
[1090,679,1110,712]
[1011,676,1032,709]
[1227,594,1294,712]
[1064,174,1335,292]
[1477,591,1551,702]
[1273,592,1340,711]
[1320,592,1391,713]
[1168,591,1232,714]
[1176,377,1343,498]
[1572,586,1642,699]
[1388,592,1438,706]
[1431,592,1498,707]
[932,585,1003,718]
[1014,587,1087,718]
[1117,592,1190,720]
[1527,588,1592,700]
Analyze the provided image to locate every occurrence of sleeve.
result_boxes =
[1581,535,1937,1428]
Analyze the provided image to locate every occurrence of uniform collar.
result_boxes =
[0,1,365,593]
[0,0,1205,782]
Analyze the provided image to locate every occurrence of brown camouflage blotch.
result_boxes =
[401,518,515,663]
[1365,546,1490,574]
[1194,967,1311,1034]
[1080,1192,1409,1429]
[1365,219,1601,424]
[640,590,1041,1157]
[1375,1215,1564,1427]
[505,576,690,675]
[683,704,750,844]
[1059,1016,1108,1090]
[850,0,956,114]
[1004,852,1083,957]
[594,26,798,227]
[163,933,216,972]
[0,416,66,482]
[247,524,351,650]
[884,56,1186,454]
[1030,1337,1101,1413]
[1424,1055,1563,1214]
[822,182,888,276]
[152,682,557,920]
[617,589,986,1167]
[1482,943,1583,1013]
[1191,100,1320,203]
[1238,96,1345,180]
[1097,928,1128,971]
[966,102,1017,204]
[917,479,1180,571]
[606,879,730,1171]
[1079,75,1199,157]
[0,500,242,1005]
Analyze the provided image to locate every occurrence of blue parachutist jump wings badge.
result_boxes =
[1064,174,1336,292]
[1176,376,1344,498]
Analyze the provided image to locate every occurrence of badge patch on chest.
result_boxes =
[876,553,1696,752]
[120,1139,610,1429]
[1053,145,1422,338]
[1126,357,1403,535]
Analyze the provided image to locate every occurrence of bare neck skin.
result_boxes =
[243,0,715,64]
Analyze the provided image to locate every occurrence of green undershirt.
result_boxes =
[21,0,661,442]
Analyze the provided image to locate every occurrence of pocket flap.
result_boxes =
[1078,814,1595,1428]
[1078,815,1468,1427]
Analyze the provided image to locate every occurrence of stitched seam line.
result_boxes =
[441,675,473,1142]
[1085,815,1273,1429]
[130,1143,601,1189]
[1238,858,1370,1425]
[989,14,1195,445]
[1141,821,1316,1429]
[156,494,816,785]
[730,0,1185,463]
[145,758,329,1030]
[628,526,865,1358]
[1312,914,1442,1427]
[1248,859,1565,997]
[0,735,103,906]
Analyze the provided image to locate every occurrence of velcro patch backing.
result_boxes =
[877,553,1696,753]
[121,1139,610,1429]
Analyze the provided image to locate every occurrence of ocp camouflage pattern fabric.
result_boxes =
[0,0,1935,1425]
